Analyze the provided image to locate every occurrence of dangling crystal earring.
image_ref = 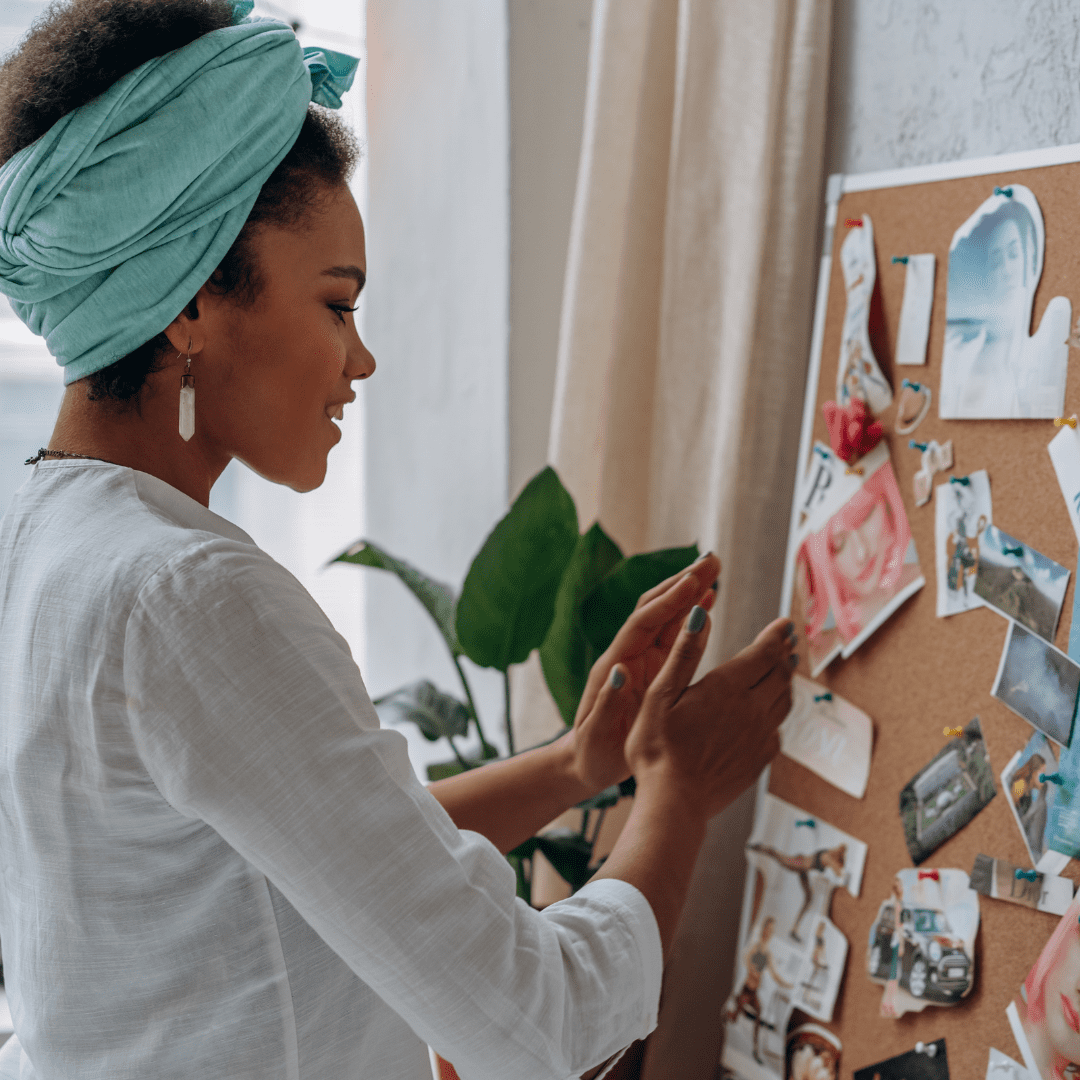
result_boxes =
[179,337,195,442]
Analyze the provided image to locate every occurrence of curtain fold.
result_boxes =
[518,0,833,1074]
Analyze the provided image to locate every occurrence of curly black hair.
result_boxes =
[0,0,360,405]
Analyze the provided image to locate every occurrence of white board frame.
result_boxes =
[730,139,1080,1031]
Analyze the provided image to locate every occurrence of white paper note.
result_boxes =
[1048,417,1080,546]
[779,675,873,798]
[895,253,935,366]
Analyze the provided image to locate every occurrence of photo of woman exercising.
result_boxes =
[723,916,793,1065]
[748,842,848,941]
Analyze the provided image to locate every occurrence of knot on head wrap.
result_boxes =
[0,3,359,384]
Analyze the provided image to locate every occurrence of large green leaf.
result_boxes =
[456,467,579,672]
[539,523,624,726]
[373,680,469,742]
[327,540,462,657]
[580,545,700,656]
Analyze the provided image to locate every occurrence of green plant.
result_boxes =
[326,466,699,905]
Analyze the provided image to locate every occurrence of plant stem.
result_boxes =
[446,736,471,770]
[451,653,496,759]
[504,669,515,757]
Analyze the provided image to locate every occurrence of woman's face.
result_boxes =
[176,184,374,495]
[1043,932,1080,1059]
[829,499,887,596]
[988,218,1025,294]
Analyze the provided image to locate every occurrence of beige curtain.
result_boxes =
[513,0,833,1075]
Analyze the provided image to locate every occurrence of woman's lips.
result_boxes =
[1062,991,1080,1034]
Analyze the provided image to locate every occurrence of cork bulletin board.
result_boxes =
[738,144,1080,1078]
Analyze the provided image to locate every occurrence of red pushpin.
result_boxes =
[845,218,864,227]
[918,870,940,881]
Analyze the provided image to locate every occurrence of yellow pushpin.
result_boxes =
[845,466,864,476]
[1013,779,1026,800]
[1055,416,1078,429]
[943,726,962,738]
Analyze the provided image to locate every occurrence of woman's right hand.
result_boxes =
[620,608,797,820]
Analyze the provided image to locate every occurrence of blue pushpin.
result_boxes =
[994,186,1013,198]
[949,476,971,486]
[1041,772,1064,785]
[902,379,922,391]
[892,255,909,264]
[795,819,816,829]
[1015,869,1039,882]
[814,693,832,702]
[909,440,929,452]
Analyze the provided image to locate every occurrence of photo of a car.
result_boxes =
[866,900,972,1002]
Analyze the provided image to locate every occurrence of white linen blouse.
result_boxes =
[0,460,662,1079]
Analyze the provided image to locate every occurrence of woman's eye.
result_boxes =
[329,303,358,324]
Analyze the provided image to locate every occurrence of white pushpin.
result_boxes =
[914,1042,938,1058]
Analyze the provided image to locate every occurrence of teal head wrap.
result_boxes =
[0,1,358,384]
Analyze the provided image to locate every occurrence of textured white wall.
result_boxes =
[826,0,1080,175]
[362,1,510,775]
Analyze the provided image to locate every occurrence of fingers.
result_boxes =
[726,617,797,691]
[632,552,720,612]
[644,604,711,709]
[752,662,794,729]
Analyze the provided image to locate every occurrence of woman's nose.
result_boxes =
[350,336,376,380]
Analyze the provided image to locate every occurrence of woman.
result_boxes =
[722,916,792,1066]
[879,875,908,1019]
[807,463,920,647]
[941,197,1045,418]
[0,3,796,1078]
[746,842,847,942]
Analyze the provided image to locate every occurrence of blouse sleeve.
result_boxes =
[122,539,662,1080]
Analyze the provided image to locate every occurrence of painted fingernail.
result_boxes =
[784,621,795,638]
[687,605,707,633]
[710,579,718,592]
[693,550,714,564]
[788,653,799,668]
[610,667,625,689]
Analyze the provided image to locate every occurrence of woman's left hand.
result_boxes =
[564,552,721,797]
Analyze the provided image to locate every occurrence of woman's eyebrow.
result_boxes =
[321,265,366,294]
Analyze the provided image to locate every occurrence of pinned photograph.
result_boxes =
[895,253,936,368]
[970,854,1074,917]
[779,675,873,799]
[836,214,893,416]
[1006,893,1080,1079]
[992,622,1080,749]
[869,868,980,1019]
[975,526,1070,642]
[1039,717,1080,869]
[786,1023,841,1080]
[935,470,992,618]
[1001,731,1061,865]
[939,184,1072,419]
[721,795,866,1078]
[793,443,924,676]
[986,1048,1034,1080]
[900,718,997,865]
[854,1041,949,1080]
